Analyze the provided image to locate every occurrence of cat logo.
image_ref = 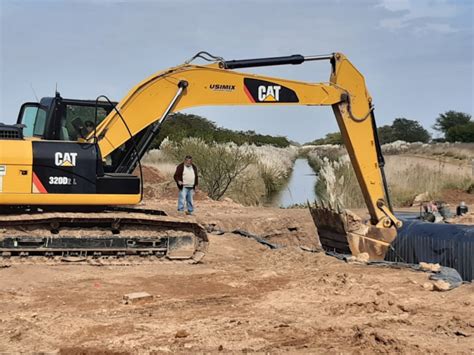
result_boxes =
[55,152,78,167]
[243,78,299,103]
[258,85,281,102]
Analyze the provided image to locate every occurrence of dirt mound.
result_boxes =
[441,189,474,205]
[193,205,320,250]
[447,211,474,225]
[135,165,170,200]
[139,165,167,184]
[350,325,411,353]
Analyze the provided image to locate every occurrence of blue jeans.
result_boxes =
[178,187,194,212]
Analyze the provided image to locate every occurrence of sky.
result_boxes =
[0,0,472,143]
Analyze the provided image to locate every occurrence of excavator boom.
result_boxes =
[93,52,400,229]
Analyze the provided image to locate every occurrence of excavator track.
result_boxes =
[0,211,208,265]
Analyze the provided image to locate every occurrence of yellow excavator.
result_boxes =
[0,51,401,262]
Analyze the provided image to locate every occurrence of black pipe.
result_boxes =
[387,219,473,281]
[223,54,305,69]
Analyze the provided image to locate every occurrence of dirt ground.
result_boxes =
[1,166,473,353]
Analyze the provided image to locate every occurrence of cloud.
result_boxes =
[377,0,459,34]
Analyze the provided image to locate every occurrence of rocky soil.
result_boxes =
[0,165,472,353]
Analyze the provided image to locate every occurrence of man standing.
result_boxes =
[173,155,199,215]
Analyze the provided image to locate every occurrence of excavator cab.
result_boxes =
[0,94,142,208]
[12,93,146,173]
[15,93,113,142]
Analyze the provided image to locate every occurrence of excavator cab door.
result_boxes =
[17,102,48,139]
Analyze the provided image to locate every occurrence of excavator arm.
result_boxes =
[92,52,401,257]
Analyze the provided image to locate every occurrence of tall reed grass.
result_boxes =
[143,138,298,205]
[305,142,473,208]
[382,141,474,161]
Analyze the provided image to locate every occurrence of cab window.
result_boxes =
[60,104,109,141]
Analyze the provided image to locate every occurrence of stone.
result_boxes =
[122,292,153,304]
[355,252,370,263]
[422,282,434,291]
[397,304,409,313]
[175,330,189,338]
[419,262,441,272]
[432,280,451,292]
[261,271,278,278]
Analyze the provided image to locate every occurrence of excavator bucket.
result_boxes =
[309,202,397,260]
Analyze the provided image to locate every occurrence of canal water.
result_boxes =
[271,158,317,207]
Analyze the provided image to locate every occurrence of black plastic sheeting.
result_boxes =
[385,219,474,281]
[327,251,464,290]
[230,229,280,249]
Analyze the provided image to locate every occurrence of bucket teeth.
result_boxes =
[309,204,349,254]
[308,204,396,260]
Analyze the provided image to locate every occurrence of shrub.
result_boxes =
[308,132,343,145]
[446,122,474,143]
[160,138,256,200]
[227,165,267,205]
[434,111,471,137]
[146,138,298,205]
[378,118,431,143]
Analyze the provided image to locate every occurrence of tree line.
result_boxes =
[308,111,473,145]
[149,110,472,148]
[151,113,291,148]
